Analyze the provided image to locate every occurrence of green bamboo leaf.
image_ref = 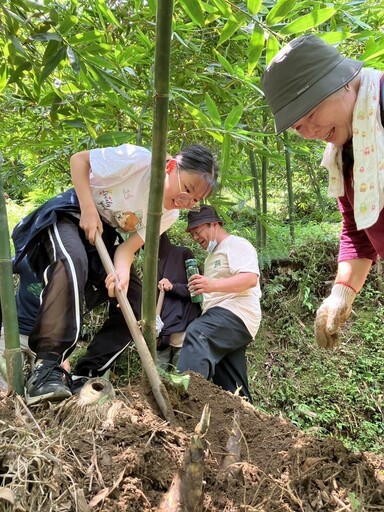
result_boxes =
[41,45,66,82]
[67,47,81,75]
[206,130,224,143]
[183,104,211,126]
[10,35,27,56]
[68,30,106,45]
[178,0,205,27]
[95,132,135,146]
[8,61,32,84]
[30,32,62,42]
[42,40,61,65]
[205,93,221,127]
[224,105,243,131]
[213,49,235,74]
[218,20,241,46]
[266,0,297,26]
[211,0,237,21]
[360,40,384,62]
[0,64,7,94]
[94,1,123,29]
[58,14,79,35]
[266,34,279,65]
[221,132,232,176]
[248,23,264,74]
[247,0,263,16]
[279,7,337,35]
[321,31,352,44]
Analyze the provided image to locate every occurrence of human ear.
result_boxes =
[165,158,177,174]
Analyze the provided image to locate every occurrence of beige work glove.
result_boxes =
[315,283,356,349]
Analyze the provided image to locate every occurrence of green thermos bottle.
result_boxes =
[185,259,203,304]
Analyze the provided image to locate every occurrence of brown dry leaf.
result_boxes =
[88,487,110,508]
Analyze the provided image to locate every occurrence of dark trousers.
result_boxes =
[177,307,253,402]
[74,278,141,377]
[28,217,142,373]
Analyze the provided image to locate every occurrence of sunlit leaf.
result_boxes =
[279,7,337,35]
[266,0,297,26]
[0,64,8,93]
[95,131,136,145]
[221,133,232,176]
[211,0,237,22]
[247,0,263,16]
[68,30,106,45]
[178,0,205,27]
[213,49,235,74]
[218,20,240,46]
[248,24,264,75]
[265,34,279,65]
[58,14,79,35]
[224,105,243,131]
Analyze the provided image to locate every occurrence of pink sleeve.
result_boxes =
[338,195,378,263]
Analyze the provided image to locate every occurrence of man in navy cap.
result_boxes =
[178,205,262,402]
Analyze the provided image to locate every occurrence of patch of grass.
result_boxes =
[249,237,384,453]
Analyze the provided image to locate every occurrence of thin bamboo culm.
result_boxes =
[0,152,24,394]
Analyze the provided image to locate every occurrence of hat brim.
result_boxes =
[274,58,363,134]
[186,218,223,231]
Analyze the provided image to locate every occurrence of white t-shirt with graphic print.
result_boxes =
[89,144,179,242]
[203,235,261,338]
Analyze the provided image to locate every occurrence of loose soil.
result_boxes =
[1,372,383,511]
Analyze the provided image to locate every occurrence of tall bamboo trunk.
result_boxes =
[0,152,24,394]
[142,0,174,359]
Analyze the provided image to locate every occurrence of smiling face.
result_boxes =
[163,160,213,210]
[290,86,357,146]
[189,223,211,250]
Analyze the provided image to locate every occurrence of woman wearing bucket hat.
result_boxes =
[177,205,262,402]
[261,34,384,348]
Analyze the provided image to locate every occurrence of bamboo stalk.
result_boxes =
[94,232,174,424]
[141,0,174,358]
[0,152,24,394]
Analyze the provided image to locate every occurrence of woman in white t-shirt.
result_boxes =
[12,143,218,405]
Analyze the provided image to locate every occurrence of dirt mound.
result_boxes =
[0,372,383,511]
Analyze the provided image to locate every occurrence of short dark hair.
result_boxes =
[176,144,218,191]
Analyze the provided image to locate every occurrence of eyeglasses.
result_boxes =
[189,225,206,239]
[175,167,201,211]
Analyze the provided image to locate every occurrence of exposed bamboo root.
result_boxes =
[51,377,120,430]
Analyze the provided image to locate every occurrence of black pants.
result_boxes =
[28,217,142,373]
[177,307,253,402]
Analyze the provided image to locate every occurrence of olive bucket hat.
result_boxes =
[261,35,363,134]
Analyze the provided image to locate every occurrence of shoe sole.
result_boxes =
[25,388,72,406]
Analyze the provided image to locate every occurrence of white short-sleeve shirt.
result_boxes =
[203,235,262,338]
[89,144,178,241]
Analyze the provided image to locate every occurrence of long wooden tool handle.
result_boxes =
[156,289,165,316]
[94,231,174,423]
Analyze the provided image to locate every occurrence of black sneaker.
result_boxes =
[25,360,72,406]
[71,375,90,394]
